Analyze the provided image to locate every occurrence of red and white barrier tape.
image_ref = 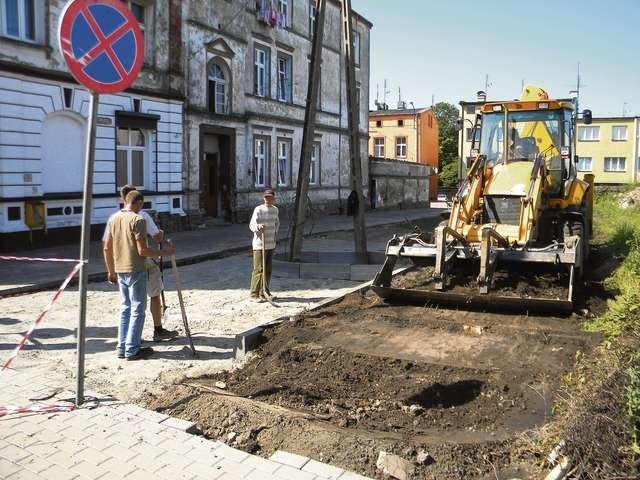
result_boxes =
[0,255,84,263]
[1,261,83,374]
[0,402,76,417]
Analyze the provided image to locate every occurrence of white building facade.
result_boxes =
[0,0,184,250]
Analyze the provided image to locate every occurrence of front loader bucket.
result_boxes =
[371,282,573,313]
[371,232,581,315]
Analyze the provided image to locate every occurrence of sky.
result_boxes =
[350,0,640,118]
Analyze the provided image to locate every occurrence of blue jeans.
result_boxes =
[116,271,147,357]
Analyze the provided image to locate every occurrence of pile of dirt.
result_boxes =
[392,263,571,301]
[143,291,601,479]
[619,186,640,209]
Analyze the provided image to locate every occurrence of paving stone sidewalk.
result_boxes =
[1,207,440,296]
[0,366,372,480]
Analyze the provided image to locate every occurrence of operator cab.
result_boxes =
[477,103,575,199]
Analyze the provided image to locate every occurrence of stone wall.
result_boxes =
[368,158,431,210]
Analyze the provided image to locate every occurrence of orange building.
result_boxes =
[368,106,439,198]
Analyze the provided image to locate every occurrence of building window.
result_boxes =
[7,205,21,221]
[612,125,628,141]
[465,105,476,115]
[254,45,270,97]
[398,119,404,127]
[577,157,592,172]
[353,31,360,66]
[578,126,600,141]
[309,0,316,36]
[253,138,268,187]
[277,139,291,187]
[604,157,626,172]
[116,127,147,189]
[122,1,152,63]
[277,0,290,28]
[395,137,407,158]
[375,120,382,128]
[1,0,43,42]
[207,59,229,114]
[466,127,480,142]
[373,138,385,157]
[277,54,292,102]
[310,142,320,185]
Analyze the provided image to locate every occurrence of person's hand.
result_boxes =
[257,224,265,232]
[164,242,176,256]
[107,272,117,284]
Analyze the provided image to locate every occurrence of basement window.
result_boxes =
[8,206,21,221]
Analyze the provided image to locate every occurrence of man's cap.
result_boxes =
[264,188,275,197]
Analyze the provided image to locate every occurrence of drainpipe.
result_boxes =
[338,37,343,213]
[631,117,640,183]
[458,102,464,184]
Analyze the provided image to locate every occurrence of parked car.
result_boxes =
[436,193,448,202]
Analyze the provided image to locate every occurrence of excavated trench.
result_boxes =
[144,274,608,479]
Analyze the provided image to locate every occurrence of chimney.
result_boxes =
[476,90,487,102]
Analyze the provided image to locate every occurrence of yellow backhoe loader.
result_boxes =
[372,85,594,312]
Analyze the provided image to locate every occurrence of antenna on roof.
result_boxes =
[383,79,390,108]
[397,87,406,110]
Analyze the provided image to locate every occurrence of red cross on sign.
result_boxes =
[58,0,144,94]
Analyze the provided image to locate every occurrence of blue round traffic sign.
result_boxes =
[58,0,144,94]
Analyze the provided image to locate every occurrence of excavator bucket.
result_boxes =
[371,231,581,314]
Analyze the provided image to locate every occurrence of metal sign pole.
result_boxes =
[76,91,99,406]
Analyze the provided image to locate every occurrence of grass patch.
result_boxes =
[533,190,640,478]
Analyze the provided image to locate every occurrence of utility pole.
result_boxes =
[288,0,326,261]
[341,0,367,256]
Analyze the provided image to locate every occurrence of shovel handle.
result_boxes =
[167,240,198,358]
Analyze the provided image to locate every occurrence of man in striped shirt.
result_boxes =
[249,189,280,302]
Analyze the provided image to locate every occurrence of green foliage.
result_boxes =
[586,189,640,462]
[439,161,459,187]
[431,102,460,186]
[627,359,640,455]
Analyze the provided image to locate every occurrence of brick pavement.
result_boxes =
[0,207,445,479]
[0,366,372,479]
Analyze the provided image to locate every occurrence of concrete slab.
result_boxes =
[300,263,350,280]
[273,259,301,278]
[350,265,381,282]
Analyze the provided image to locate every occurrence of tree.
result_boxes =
[431,102,460,187]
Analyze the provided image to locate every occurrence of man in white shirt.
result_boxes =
[103,185,179,342]
[249,188,280,301]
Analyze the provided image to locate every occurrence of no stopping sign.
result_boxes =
[58,0,144,94]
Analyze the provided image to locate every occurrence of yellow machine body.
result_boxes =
[372,85,594,311]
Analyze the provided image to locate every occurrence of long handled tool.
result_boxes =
[158,242,168,323]
[261,230,278,307]
[167,240,198,358]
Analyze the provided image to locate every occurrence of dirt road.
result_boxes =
[144,289,602,479]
